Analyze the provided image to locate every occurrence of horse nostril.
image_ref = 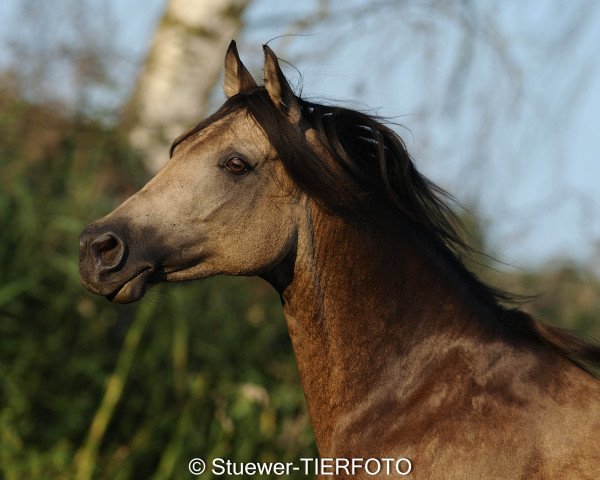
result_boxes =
[90,232,126,271]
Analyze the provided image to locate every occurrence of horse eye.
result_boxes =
[224,157,250,175]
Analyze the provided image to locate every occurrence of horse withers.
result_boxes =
[79,41,600,479]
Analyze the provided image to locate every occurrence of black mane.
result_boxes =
[171,86,600,369]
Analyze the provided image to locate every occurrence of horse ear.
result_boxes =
[263,45,301,124]
[224,40,257,98]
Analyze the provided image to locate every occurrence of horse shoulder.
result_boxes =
[328,341,599,479]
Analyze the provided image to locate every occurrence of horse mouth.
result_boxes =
[105,267,153,304]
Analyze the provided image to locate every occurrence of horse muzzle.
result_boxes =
[79,223,155,304]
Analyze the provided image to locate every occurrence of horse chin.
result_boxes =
[106,268,152,304]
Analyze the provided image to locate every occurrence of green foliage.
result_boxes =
[497,265,600,340]
[0,102,314,479]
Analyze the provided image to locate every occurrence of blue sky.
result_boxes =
[2,0,599,272]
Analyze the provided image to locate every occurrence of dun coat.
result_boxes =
[79,41,600,479]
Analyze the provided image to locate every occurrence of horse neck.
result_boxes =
[280,205,495,455]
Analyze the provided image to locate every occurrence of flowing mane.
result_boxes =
[172,86,600,370]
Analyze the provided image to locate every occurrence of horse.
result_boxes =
[79,41,600,479]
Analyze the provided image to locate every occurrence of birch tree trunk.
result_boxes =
[128,0,250,172]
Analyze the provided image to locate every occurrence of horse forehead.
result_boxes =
[176,108,268,156]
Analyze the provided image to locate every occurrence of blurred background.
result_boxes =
[0,0,599,478]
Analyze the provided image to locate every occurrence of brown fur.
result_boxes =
[79,41,600,478]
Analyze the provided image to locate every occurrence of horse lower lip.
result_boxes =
[106,269,151,304]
